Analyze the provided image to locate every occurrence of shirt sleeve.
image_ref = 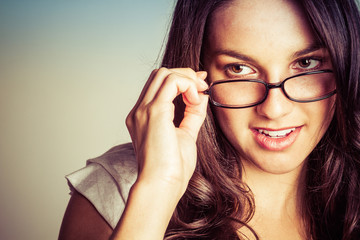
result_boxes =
[65,143,138,229]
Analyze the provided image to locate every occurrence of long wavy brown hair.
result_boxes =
[160,0,360,239]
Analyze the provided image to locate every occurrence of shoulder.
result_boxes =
[65,143,138,229]
[59,191,113,240]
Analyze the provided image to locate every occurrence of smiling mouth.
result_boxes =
[257,128,296,138]
[253,127,301,151]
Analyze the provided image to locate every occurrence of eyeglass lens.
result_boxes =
[210,71,335,108]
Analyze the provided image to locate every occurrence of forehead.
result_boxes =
[206,0,316,58]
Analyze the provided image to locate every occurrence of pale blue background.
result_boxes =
[0,1,174,239]
[2,1,359,239]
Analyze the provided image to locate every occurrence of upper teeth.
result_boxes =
[258,128,296,138]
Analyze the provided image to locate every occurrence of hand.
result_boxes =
[126,67,209,193]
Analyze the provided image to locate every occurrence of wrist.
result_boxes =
[133,174,188,201]
[112,176,186,240]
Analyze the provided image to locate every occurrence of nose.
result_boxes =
[256,80,294,120]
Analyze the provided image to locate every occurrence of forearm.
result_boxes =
[110,179,184,240]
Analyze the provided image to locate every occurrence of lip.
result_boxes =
[251,126,302,151]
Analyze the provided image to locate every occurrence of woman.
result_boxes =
[59,0,360,239]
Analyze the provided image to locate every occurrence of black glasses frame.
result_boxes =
[204,69,336,109]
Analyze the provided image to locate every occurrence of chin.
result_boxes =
[240,149,308,175]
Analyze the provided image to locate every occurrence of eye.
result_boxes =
[295,58,322,70]
[226,64,254,76]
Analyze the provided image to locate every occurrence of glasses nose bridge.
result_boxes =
[263,81,288,102]
[266,81,283,90]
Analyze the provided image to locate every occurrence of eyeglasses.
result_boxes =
[204,69,336,109]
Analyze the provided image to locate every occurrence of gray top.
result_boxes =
[66,143,137,229]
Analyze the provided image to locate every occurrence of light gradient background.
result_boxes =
[0,1,175,239]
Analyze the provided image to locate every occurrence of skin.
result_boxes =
[205,0,335,175]
[59,191,113,240]
[59,0,336,239]
[204,0,335,238]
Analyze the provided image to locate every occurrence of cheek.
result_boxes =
[314,97,336,130]
[214,108,230,133]
[213,108,252,144]
[304,97,336,149]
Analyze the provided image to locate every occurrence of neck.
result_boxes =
[241,159,307,220]
[239,160,308,239]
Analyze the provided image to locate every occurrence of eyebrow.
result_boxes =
[291,43,325,58]
[211,43,326,61]
[212,49,256,62]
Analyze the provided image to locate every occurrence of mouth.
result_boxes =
[257,128,296,138]
[252,127,302,151]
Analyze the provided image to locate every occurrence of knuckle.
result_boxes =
[183,67,194,73]
[126,104,149,129]
[157,67,169,76]
[150,68,160,78]
[125,112,133,129]
[165,73,178,84]
[151,68,159,75]
[169,67,196,80]
[182,67,197,79]
[134,104,148,122]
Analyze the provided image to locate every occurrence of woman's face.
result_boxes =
[203,0,336,174]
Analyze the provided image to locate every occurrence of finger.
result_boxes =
[196,71,207,81]
[128,71,201,133]
[141,68,206,105]
[127,69,207,149]
[178,72,208,140]
[154,71,208,107]
[179,92,209,140]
